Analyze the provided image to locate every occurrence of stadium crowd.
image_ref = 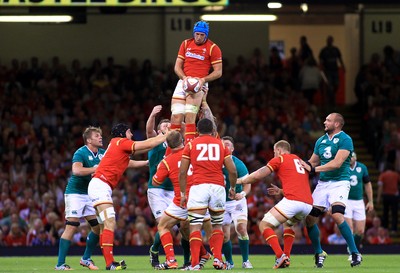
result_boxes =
[0,41,399,249]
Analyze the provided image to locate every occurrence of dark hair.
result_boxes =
[111,123,130,138]
[157,119,170,131]
[197,118,214,134]
[222,136,234,145]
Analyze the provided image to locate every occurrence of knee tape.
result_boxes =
[332,205,346,215]
[185,104,199,114]
[188,212,205,225]
[211,214,224,225]
[88,218,99,227]
[66,220,80,227]
[262,212,280,228]
[171,103,185,115]
[309,207,323,217]
[99,207,116,222]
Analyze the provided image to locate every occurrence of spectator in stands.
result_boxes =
[299,57,322,104]
[369,227,393,245]
[377,163,400,236]
[318,36,345,107]
[26,217,45,246]
[31,229,52,246]
[366,216,388,244]
[4,223,26,246]
[298,36,313,64]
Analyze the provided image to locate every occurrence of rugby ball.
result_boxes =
[183,77,200,93]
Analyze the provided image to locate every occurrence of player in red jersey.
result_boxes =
[151,131,209,270]
[179,118,237,270]
[88,123,169,270]
[240,140,313,269]
[171,20,222,144]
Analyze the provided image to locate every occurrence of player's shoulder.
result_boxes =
[316,134,327,143]
[74,146,88,156]
[338,130,352,140]
[232,155,244,164]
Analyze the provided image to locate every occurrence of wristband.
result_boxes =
[240,191,246,197]
[305,161,316,175]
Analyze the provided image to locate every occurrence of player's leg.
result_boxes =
[184,92,204,143]
[328,182,361,266]
[56,216,79,270]
[306,182,328,261]
[208,184,227,270]
[55,194,82,270]
[179,220,191,268]
[222,223,233,268]
[187,184,209,269]
[232,198,252,268]
[351,200,367,251]
[80,213,100,270]
[259,207,288,269]
[89,178,125,270]
[199,216,212,268]
[147,188,174,267]
[282,222,295,260]
[155,212,180,270]
[170,81,186,132]
[282,201,312,267]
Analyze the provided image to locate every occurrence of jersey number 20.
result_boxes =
[196,143,221,161]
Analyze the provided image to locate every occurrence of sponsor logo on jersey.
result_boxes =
[186,51,205,60]
[72,210,78,215]
[322,140,327,143]
[88,155,93,160]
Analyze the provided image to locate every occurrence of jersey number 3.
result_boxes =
[196,143,221,161]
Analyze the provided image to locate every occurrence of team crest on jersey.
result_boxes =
[99,154,103,160]
[88,155,93,160]
[333,138,339,144]
[356,167,362,173]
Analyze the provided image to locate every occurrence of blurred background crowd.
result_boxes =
[0,38,399,249]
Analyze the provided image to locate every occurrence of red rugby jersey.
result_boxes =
[177,38,222,78]
[267,153,313,205]
[93,137,135,189]
[182,135,230,187]
[153,147,194,206]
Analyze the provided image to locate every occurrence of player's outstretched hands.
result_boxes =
[267,184,282,196]
[150,105,163,117]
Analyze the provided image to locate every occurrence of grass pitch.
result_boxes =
[0,254,399,273]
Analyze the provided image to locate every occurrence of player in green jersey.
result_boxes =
[302,113,362,268]
[55,126,105,271]
[344,152,374,259]
[220,136,253,270]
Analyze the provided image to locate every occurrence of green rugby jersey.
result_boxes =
[349,161,370,200]
[65,146,105,194]
[147,142,173,191]
[223,156,249,201]
[314,131,353,182]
